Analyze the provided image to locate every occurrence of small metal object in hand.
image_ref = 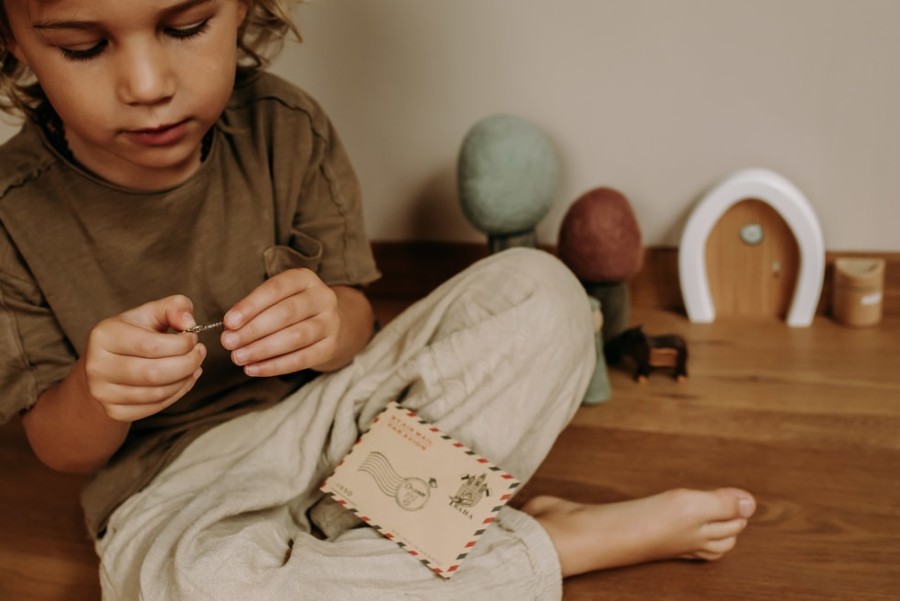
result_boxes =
[182,321,224,334]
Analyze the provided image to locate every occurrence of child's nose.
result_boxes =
[115,40,176,106]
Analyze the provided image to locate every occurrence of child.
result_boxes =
[0,0,756,598]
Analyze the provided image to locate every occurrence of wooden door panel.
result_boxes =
[705,199,799,319]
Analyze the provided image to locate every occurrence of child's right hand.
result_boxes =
[83,295,206,423]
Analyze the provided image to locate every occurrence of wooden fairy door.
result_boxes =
[704,199,800,319]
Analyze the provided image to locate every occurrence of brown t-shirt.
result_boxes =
[0,71,381,536]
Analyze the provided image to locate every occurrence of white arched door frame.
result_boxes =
[678,168,825,327]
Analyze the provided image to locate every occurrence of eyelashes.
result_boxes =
[59,40,108,62]
[166,19,211,41]
[57,19,212,63]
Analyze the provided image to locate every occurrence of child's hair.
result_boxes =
[0,0,302,120]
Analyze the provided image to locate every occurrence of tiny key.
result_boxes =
[182,321,224,334]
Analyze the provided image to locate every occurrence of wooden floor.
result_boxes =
[1,304,898,600]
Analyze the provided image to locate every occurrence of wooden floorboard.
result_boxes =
[529,310,900,601]
[1,305,898,600]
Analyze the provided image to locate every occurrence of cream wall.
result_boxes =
[3,0,898,250]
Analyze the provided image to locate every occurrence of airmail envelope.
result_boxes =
[321,402,520,578]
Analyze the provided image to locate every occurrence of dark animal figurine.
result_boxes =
[604,326,688,383]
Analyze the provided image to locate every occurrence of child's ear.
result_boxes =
[1,8,25,66]
[235,0,251,26]
[5,40,29,68]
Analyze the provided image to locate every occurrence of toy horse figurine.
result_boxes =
[604,326,688,383]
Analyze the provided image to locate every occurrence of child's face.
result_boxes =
[6,0,249,190]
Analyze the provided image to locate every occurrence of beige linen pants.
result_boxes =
[96,248,595,601]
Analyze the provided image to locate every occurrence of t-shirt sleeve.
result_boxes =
[265,99,381,288]
[0,230,75,423]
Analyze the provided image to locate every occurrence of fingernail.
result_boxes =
[224,311,242,329]
[245,364,259,377]
[233,349,248,365]
[222,333,238,349]
[739,498,756,518]
[183,313,196,329]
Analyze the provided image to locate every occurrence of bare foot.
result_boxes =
[522,488,756,577]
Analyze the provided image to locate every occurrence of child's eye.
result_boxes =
[58,40,108,62]
[165,19,211,40]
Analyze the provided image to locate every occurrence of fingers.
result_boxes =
[94,295,200,359]
[223,295,322,350]
[226,311,334,361]
[92,318,199,359]
[224,268,320,332]
[85,295,208,422]
[88,344,207,389]
[236,337,336,377]
[86,343,206,413]
[101,369,203,422]
[122,294,197,333]
[222,269,340,375]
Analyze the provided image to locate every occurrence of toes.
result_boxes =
[666,488,755,524]
[712,488,757,520]
[687,536,738,562]
[691,549,725,562]
[702,517,748,540]
[736,494,756,519]
[703,536,738,556]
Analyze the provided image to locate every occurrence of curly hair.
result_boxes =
[0,0,302,120]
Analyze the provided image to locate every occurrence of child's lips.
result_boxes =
[125,119,190,146]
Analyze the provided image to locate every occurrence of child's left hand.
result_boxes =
[221,268,340,376]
